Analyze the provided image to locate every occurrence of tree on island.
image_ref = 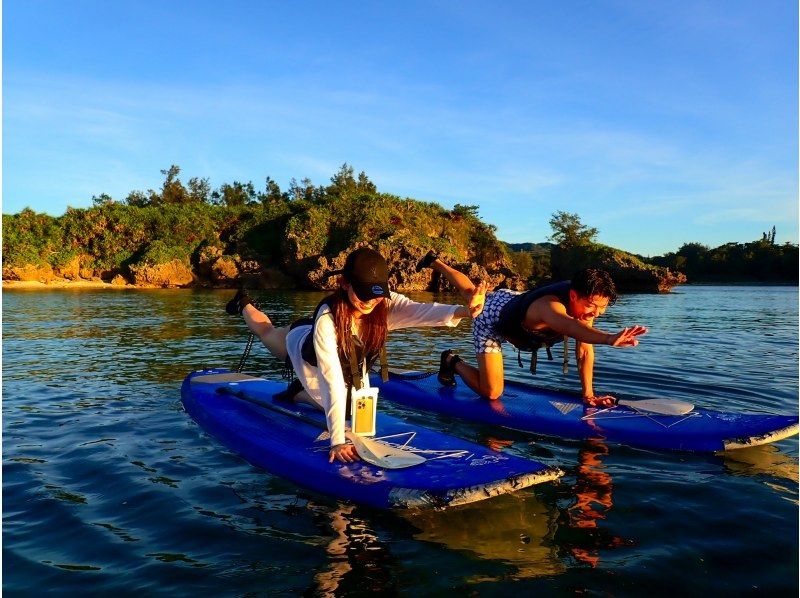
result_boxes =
[548,211,598,246]
[326,163,377,197]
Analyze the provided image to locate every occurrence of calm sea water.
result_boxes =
[3,285,798,595]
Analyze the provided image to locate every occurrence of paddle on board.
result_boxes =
[216,386,426,468]
[616,398,695,416]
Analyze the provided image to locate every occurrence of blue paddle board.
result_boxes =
[181,369,563,510]
[374,372,799,452]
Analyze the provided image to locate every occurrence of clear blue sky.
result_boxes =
[3,0,797,255]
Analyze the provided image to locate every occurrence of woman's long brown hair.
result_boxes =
[327,289,388,361]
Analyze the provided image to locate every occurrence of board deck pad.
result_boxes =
[374,372,799,452]
[181,369,563,510]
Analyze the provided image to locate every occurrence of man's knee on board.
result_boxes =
[481,383,504,401]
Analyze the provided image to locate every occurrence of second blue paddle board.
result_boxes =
[374,372,798,452]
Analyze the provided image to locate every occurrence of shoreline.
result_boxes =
[3,279,131,290]
[0,279,221,290]
[3,279,797,292]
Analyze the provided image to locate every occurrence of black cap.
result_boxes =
[341,247,390,301]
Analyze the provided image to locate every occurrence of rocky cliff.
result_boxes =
[2,198,527,290]
[2,198,683,293]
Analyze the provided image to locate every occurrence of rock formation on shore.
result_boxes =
[550,244,686,293]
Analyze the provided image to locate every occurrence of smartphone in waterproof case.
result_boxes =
[350,387,378,437]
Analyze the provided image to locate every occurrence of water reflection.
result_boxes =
[720,445,799,503]
[556,439,631,568]
[405,492,564,581]
[308,504,398,596]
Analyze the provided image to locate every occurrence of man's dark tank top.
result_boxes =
[495,281,571,352]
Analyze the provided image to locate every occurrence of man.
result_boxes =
[418,252,647,406]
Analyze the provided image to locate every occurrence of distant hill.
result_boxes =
[504,242,554,256]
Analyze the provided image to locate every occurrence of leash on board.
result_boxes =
[234,298,260,374]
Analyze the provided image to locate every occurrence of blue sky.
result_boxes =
[3,0,797,255]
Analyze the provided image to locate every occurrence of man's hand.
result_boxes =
[584,394,616,408]
[608,325,648,347]
[467,281,487,318]
[329,443,360,463]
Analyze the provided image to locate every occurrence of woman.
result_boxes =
[226,247,486,464]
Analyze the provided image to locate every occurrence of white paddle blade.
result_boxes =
[346,432,427,469]
[618,398,695,416]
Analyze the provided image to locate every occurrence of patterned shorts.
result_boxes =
[472,289,521,354]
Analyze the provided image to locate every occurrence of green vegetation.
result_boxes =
[644,235,798,283]
[2,164,509,283]
[547,212,649,269]
[4,201,233,275]
[4,169,796,287]
[504,247,552,286]
[539,212,679,291]
[503,241,553,285]
[509,212,797,287]
[548,210,599,246]
[505,242,552,256]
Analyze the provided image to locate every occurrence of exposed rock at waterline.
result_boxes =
[551,244,686,293]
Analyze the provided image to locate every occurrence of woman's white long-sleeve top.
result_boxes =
[285,292,464,447]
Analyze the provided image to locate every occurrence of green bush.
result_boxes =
[285,205,332,258]
[135,240,192,266]
[2,209,63,267]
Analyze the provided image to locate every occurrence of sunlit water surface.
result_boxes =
[3,286,798,594]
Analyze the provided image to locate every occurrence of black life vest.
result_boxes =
[291,296,388,391]
[495,281,571,374]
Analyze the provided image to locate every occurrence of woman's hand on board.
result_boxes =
[329,443,360,464]
[583,394,616,408]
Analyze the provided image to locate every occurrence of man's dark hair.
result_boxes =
[570,268,617,304]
